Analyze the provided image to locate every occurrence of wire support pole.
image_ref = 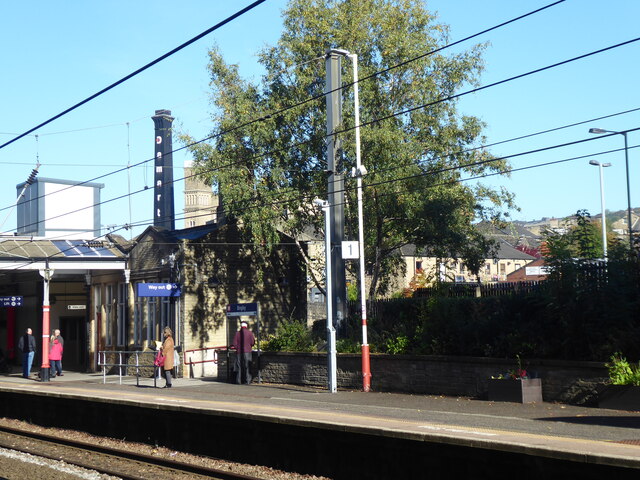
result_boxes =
[346,53,371,392]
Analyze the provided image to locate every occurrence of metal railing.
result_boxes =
[182,345,228,366]
[97,350,161,387]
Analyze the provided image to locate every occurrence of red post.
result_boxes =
[40,267,53,382]
[362,343,371,392]
[40,304,50,381]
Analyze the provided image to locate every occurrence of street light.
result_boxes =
[589,159,612,259]
[589,128,632,251]
[313,198,337,393]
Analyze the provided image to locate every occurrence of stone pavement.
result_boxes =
[1,370,640,470]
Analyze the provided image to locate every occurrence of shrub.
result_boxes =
[262,318,314,352]
[384,335,410,355]
[606,354,640,386]
[336,338,361,353]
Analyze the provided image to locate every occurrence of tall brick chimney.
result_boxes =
[152,109,175,230]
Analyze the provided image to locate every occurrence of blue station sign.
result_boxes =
[137,283,181,297]
[226,303,258,317]
[0,296,23,307]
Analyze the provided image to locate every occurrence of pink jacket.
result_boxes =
[49,340,63,361]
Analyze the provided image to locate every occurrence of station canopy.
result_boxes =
[0,237,127,273]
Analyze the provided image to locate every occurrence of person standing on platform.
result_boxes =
[53,329,64,374]
[17,328,36,378]
[49,335,63,377]
[232,321,255,385]
[160,327,174,388]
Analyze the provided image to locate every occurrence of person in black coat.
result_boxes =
[17,328,36,379]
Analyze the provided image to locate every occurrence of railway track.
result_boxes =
[0,424,263,480]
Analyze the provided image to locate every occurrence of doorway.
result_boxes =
[60,316,85,371]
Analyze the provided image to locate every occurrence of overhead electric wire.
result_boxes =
[1,137,637,278]
[24,132,636,247]
[3,1,635,278]
[8,28,639,225]
[0,0,570,216]
[2,8,637,249]
[0,0,562,161]
[472,106,640,150]
[332,36,640,140]
[0,0,267,151]
[364,128,640,192]
[6,113,640,246]
[341,0,566,91]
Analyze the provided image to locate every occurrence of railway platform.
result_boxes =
[1,370,639,478]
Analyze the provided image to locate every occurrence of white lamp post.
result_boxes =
[589,159,612,259]
[589,128,632,251]
[314,198,337,393]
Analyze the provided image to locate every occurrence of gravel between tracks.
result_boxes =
[0,417,330,480]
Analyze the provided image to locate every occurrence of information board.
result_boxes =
[137,283,181,297]
[0,296,23,307]
[226,303,258,316]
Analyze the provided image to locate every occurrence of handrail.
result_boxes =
[98,350,160,387]
[183,345,228,366]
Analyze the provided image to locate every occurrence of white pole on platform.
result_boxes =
[315,198,337,393]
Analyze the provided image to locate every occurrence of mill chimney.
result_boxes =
[152,109,175,230]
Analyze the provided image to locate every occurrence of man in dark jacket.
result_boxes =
[232,321,255,385]
[17,328,36,379]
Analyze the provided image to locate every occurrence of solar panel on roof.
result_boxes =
[52,240,116,257]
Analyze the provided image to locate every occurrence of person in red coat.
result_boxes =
[49,335,63,377]
[232,321,255,385]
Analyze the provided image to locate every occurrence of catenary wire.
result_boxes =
[2,25,638,244]
[0,0,267,151]
[6,28,638,226]
[0,0,572,218]
[6,119,639,245]
[1,139,636,277]
[0,1,564,169]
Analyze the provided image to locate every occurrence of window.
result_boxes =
[147,297,157,344]
[415,261,422,271]
[134,284,144,345]
[105,285,114,346]
[160,296,171,332]
[499,263,506,275]
[117,283,127,346]
[485,263,491,274]
[94,286,102,351]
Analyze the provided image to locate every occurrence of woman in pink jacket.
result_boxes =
[49,335,63,377]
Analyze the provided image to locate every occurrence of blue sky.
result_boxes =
[1,0,639,238]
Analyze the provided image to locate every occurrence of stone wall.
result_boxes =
[217,352,609,405]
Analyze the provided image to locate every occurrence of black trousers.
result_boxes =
[162,367,172,386]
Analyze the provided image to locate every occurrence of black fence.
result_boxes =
[413,280,544,298]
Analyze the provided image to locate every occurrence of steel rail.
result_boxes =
[0,424,262,480]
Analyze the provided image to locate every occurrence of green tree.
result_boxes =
[571,209,602,258]
[542,210,605,261]
[181,0,514,298]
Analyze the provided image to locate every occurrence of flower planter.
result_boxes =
[488,378,543,403]
[598,385,640,411]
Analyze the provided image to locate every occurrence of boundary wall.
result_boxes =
[219,352,609,404]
